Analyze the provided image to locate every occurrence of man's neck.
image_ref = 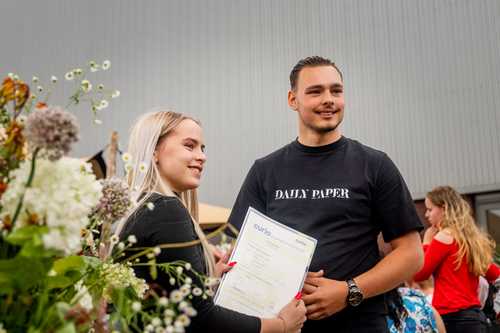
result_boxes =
[297,128,342,147]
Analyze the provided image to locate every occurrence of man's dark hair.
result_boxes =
[289,56,343,91]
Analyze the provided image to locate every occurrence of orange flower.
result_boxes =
[36,102,47,109]
[0,77,30,110]
[0,77,16,107]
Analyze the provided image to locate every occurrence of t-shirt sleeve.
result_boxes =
[228,162,267,231]
[141,198,261,333]
[372,153,423,242]
[485,263,500,282]
[414,239,451,281]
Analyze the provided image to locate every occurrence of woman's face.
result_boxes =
[424,197,444,228]
[155,119,206,192]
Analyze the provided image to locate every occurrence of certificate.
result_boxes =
[214,207,317,318]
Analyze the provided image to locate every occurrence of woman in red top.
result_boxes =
[414,185,500,333]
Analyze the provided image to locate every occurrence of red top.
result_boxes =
[414,238,500,315]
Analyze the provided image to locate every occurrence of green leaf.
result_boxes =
[54,322,76,333]
[0,256,52,293]
[6,225,48,246]
[53,256,86,275]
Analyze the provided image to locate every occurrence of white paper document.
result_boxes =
[214,207,317,318]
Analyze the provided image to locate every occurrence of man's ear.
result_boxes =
[288,90,298,111]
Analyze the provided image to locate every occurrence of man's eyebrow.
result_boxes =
[305,83,343,90]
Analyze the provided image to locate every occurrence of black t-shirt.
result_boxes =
[120,193,260,333]
[229,136,423,331]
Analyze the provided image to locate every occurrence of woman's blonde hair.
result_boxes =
[115,108,215,277]
[427,185,495,275]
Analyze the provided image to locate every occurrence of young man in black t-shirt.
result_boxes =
[228,56,424,332]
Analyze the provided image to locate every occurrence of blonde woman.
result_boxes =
[414,185,500,333]
[117,110,306,333]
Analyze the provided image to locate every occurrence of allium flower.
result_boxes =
[127,234,137,244]
[51,76,58,83]
[91,178,131,224]
[111,90,120,98]
[24,106,79,161]
[0,157,102,254]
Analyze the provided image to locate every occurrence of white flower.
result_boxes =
[17,115,27,124]
[110,234,119,245]
[7,73,14,79]
[102,60,111,70]
[81,80,92,92]
[184,263,191,271]
[170,290,183,303]
[93,119,103,125]
[51,75,58,83]
[65,72,74,81]
[117,242,125,250]
[125,164,133,173]
[177,314,190,327]
[180,284,191,297]
[178,301,188,311]
[165,326,174,333]
[146,202,155,211]
[184,307,197,317]
[73,68,83,76]
[176,266,183,274]
[13,74,19,81]
[138,162,148,173]
[89,61,99,72]
[185,277,192,285]
[73,281,93,311]
[0,323,7,333]
[32,76,39,83]
[153,246,161,256]
[122,152,132,163]
[47,269,57,277]
[205,289,214,297]
[192,287,202,296]
[152,317,162,327]
[169,277,176,285]
[131,301,142,312]
[99,100,109,109]
[37,85,43,92]
[127,235,137,244]
[158,296,169,306]
[111,90,120,98]
[0,157,102,255]
[164,308,175,318]
[98,84,104,91]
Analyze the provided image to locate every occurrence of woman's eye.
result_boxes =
[185,144,194,150]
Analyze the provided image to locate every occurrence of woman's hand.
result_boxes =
[214,251,236,278]
[277,295,307,333]
[423,226,439,245]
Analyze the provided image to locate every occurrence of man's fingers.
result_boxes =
[304,277,323,286]
[302,283,317,294]
[306,269,324,278]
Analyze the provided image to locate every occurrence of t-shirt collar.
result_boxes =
[291,136,347,154]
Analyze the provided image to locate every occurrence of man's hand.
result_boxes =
[301,270,348,320]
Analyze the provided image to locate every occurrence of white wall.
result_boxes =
[2,0,500,205]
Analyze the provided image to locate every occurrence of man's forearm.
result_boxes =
[354,231,423,298]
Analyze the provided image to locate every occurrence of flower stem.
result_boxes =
[11,148,40,226]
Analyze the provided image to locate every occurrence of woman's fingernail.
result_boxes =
[228,261,237,267]
[295,292,302,300]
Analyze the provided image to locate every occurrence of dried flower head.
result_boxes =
[24,106,79,160]
[91,178,131,224]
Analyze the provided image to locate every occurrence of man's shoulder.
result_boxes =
[254,142,294,166]
[345,137,388,160]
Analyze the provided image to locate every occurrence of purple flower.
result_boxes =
[91,178,131,224]
[25,106,79,160]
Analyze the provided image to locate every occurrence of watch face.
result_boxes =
[348,290,363,307]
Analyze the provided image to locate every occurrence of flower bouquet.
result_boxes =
[0,62,208,333]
